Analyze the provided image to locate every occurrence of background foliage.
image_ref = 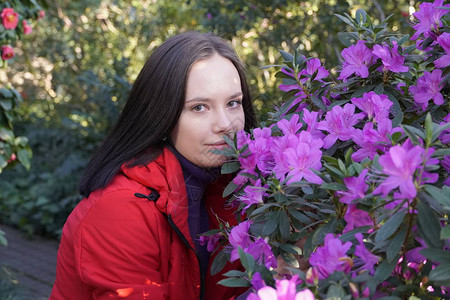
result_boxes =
[0,0,413,237]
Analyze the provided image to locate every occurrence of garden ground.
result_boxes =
[0,225,57,299]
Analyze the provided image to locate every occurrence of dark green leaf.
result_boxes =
[279,50,293,62]
[320,182,346,191]
[310,95,327,111]
[334,13,357,30]
[375,210,407,244]
[238,247,255,271]
[420,248,450,264]
[386,227,406,262]
[278,210,291,240]
[417,200,443,248]
[288,209,310,224]
[211,250,228,275]
[0,99,13,110]
[262,212,278,236]
[423,185,450,210]
[17,149,31,170]
[374,254,400,281]
[279,243,302,255]
[429,263,450,281]
[223,181,238,197]
[327,284,346,299]
[221,161,240,174]
[441,225,450,240]
[217,277,250,288]
[222,270,246,277]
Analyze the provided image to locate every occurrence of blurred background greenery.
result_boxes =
[0,0,414,238]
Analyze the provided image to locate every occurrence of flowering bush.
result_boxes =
[0,1,44,173]
[206,1,450,299]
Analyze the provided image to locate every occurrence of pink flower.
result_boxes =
[229,220,253,262]
[1,45,15,60]
[273,131,323,185]
[246,238,277,269]
[317,103,365,149]
[343,205,373,233]
[351,91,393,122]
[38,10,45,19]
[338,40,374,81]
[373,141,425,199]
[300,58,329,83]
[198,233,222,252]
[353,233,380,275]
[22,20,32,35]
[409,69,445,110]
[1,8,19,30]
[435,32,450,68]
[337,169,369,204]
[237,179,268,214]
[277,114,302,136]
[250,275,314,300]
[411,0,450,40]
[372,41,409,73]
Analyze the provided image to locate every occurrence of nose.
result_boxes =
[213,109,234,135]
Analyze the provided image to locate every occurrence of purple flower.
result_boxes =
[373,141,425,199]
[351,118,400,162]
[309,233,353,279]
[409,69,445,110]
[435,32,450,68]
[411,0,450,40]
[302,108,325,140]
[338,40,374,81]
[442,156,450,186]
[372,41,409,73]
[439,113,450,144]
[273,131,323,185]
[277,114,303,136]
[343,205,373,233]
[300,58,329,83]
[317,103,365,149]
[353,233,380,275]
[351,91,393,122]
[251,272,266,291]
[198,233,222,252]
[337,169,369,204]
[229,220,253,262]
[237,179,268,214]
[246,237,277,269]
[249,128,275,176]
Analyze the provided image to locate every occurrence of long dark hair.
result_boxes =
[79,32,256,197]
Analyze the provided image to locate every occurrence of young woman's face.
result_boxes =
[170,54,245,168]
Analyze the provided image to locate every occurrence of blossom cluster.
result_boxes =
[0,5,45,61]
[212,2,450,299]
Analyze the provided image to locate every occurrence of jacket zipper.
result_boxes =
[167,214,205,300]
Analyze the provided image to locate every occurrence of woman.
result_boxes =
[50,32,256,300]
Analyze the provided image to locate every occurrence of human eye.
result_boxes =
[227,99,242,108]
[191,104,207,112]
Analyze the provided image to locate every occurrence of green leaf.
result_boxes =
[441,225,450,240]
[0,229,7,246]
[222,270,246,278]
[0,99,13,110]
[262,212,278,236]
[327,284,346,299]
[375,210,407,244]
[428,263,450,281]
[401,125,421,144]
[279,243,302,255]
[278,210,291,240]
[211,250,228,275]
[310,95,327,111]
[424,113,433,146]
[217,277,250,288]
[431,122,450,143]
[0,127,14,142]
[420,248,450,264]
[238,247,255,271]
[423,185,450,210]
[320,182,346,191]
[355,9,367,25]
[417,200,443,248]
[386,227,407,262]
[334,13,357,30]
[221,161,240,174]
[279,50,293,62]
[223,181,238,197]
[375,254,400,281]
[289,209,310,224]
[17,148,31,170]
[433,148,450,157]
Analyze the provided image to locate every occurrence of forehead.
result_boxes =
[185,54,242,99]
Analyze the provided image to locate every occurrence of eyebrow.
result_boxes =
[185,92,243,104]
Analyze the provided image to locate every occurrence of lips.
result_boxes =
[206,141,228,149]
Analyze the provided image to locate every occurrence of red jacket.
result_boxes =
[50,148,244,299]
